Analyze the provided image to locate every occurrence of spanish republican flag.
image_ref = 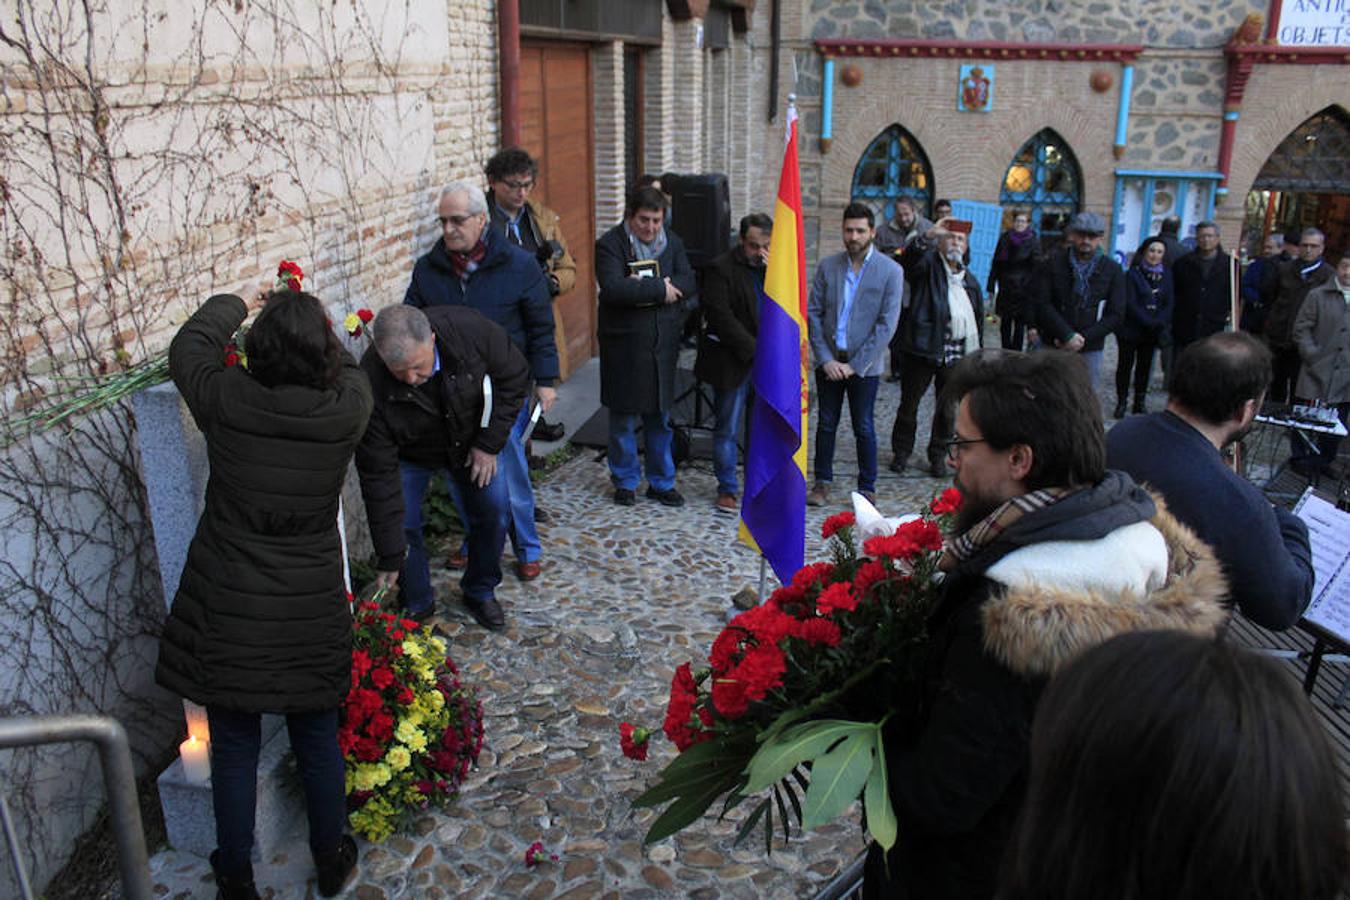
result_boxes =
[739,106,808,583]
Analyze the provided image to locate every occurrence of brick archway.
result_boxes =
[1224,73,1348,206]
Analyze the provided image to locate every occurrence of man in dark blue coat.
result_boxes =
[1106,331,1314,630]
[595,186,697,507]
[404,180,557,582]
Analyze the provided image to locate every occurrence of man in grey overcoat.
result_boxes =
[1292,251,1350,474]
[806,202,904,506]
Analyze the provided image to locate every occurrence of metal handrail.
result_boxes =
[813,851,867,900]
[0,715,153,900]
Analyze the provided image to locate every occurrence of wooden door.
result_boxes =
[520,41,597,377]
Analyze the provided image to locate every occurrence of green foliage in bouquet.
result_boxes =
[630,489,964,852]
[341,601,483,842]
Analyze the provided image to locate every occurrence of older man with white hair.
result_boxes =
[405,180,557,583]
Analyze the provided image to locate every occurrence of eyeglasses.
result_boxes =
[438,213,481,229]
[944,436,987,461]
[500,179,534,191]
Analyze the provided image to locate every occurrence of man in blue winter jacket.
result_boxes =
[405,180,558,583]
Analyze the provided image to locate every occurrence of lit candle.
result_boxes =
[179,735,211,783]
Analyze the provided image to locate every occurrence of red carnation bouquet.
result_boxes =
[627,489,963,854]
[341,601,483,841]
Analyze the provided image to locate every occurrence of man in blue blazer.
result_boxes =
[806,202,905,506]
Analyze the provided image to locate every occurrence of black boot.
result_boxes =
[315,834,358,897]
[1112,400,1127,419]
[210,851,261,900]
[1132,397,1146,415]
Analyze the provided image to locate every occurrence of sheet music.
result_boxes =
[1294,490,1350,642]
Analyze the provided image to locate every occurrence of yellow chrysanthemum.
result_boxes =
[386,745,411,771]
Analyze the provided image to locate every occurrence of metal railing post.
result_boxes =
[0,715,153,900]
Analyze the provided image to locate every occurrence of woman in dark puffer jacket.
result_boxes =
[155,287,372,899]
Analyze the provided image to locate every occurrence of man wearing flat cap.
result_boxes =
[891,216,985,478]
[1032,210,1124,393]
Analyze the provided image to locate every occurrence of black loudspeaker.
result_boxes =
[669,173,732,268]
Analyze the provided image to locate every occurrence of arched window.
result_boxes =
[851,124,934,226]
[1253,106,1349,193]
[1000,129,1082,249]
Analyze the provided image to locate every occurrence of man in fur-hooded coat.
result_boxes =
[863,350,1228,900]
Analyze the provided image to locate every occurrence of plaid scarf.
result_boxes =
[1069,251,1101,308]
[939,485,1080,572]
[448,240,488,283]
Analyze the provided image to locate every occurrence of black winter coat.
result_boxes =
[1170,250,1233,345]
[355,305,528,571]
[986,232,1040,318]
[1033,248,1125,353]
[596,224,698,414]
[694,248,762,390]
[864,472,1229,900]
[155,295,373,714]
[1117,266,1173,344]
[404,226,558,386]
[1264,258,1335,349]
[894,243,984,363]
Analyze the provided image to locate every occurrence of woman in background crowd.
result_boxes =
[155,284,372,900]
[1114,237,1173,418]
[1002,630,1346,900]
[986,209,1040,350]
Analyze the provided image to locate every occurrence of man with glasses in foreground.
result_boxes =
[404,180,557,585]
[485,147,576,442]
[865,347,1227,898]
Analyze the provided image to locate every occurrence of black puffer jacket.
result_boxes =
[354,305,528,571]
[155,294,373,713]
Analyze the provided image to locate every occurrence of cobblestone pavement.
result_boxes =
[148,332,1156,898]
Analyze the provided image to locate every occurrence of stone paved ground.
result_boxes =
[147,329,1160,899]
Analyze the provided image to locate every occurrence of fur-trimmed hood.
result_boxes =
[979,492,1229,679]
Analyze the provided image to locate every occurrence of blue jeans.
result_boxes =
[1082,349,1104,394]
[712,382,749,495]
[208,706,343,873]
[446,400,541,563]
[814,371,879,492]
[608,410,676,491]
[401,460,508,611]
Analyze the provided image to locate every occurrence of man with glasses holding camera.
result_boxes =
[485,147,577,442]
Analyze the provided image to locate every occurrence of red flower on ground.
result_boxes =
[711,643,786,719]
[821,510,856,539]
[815,581,859,616]
[357,308,374,323]
[524,841,558,867]
[930,488,963,516]
[663,662,711,751]
[619,722,650,761]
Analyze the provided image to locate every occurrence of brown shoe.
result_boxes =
[806,482,830,507]
[715,493,738,514]
[515,560,542,581]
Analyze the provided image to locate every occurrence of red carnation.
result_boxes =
[853,559,889,599]
[357,308,374,323]
[791,561,836,591]
[352,649,372,678]
[930,487,963,516]
[354,737,383,762]
[524,840,557,867]
[276,260,304,292]
[794,617,842,647]
[815,582,859,616]
[370,666,395,690]
[619,722,650,761]
[821,511,856,539]
[711,643,785,719]
[223,349,239,367]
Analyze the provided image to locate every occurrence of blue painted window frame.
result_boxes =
[850,124,934,225]
[999,129,1083,248]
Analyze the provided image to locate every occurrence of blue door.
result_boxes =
[949,199,1003,298]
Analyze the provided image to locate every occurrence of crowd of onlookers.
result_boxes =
[149,145,1349,899]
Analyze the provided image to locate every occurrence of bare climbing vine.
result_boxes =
[0,0,463,889]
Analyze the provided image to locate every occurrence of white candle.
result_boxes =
[179,735,211,783]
